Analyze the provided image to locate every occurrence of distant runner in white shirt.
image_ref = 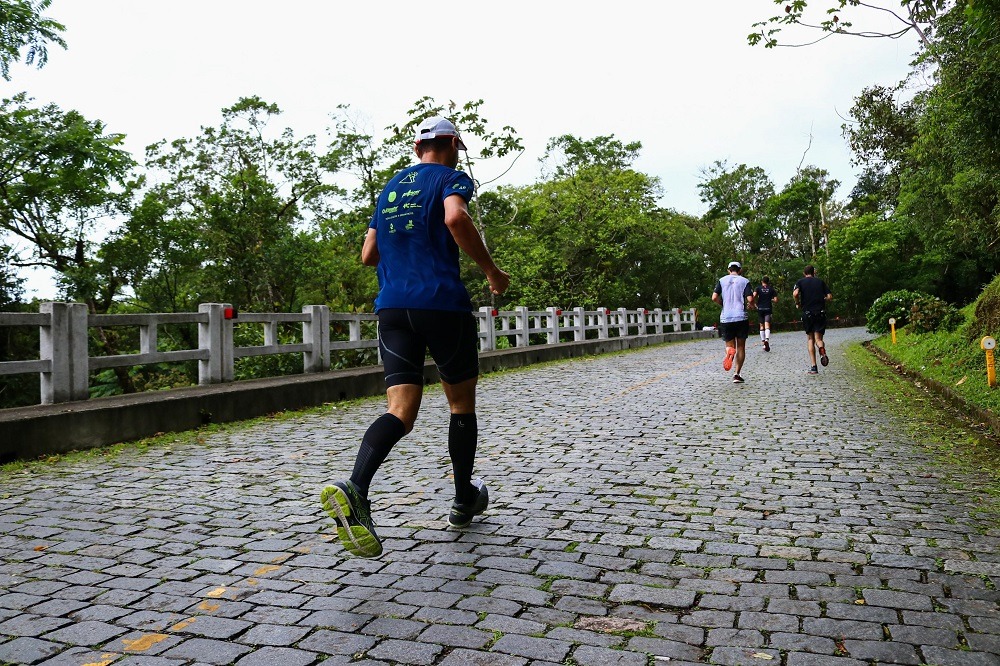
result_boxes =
[712,261,755,384]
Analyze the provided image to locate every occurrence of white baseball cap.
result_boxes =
[728,261,742,270]
[415,116,467,151]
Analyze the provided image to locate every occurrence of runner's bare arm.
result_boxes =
[361,228,379,266]
[443,194,509,295]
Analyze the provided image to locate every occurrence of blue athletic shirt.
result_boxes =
[369,163,475,312]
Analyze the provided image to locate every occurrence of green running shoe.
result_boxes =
[320,480,382,558]
[449,478,489,529]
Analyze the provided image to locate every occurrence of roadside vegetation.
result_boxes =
[869,274,1000,417]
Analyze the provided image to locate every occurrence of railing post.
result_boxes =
[618,308,628,337]
[547,307,560,344]
[653,308,663,334]
[303,305,330,373]
[39,302,88,404]
[221,303,234,382]
[673,308,681,332]
[597,308,609,339]
[515,306,529,347]
[140,316,158,355]
[478,307,495,351]
[573,307,585,341]
[198,303,224,385]
[637,309,647,336]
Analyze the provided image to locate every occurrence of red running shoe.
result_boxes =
[819,346,829,366]
[723,346,736,371]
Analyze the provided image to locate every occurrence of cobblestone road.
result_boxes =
[1,327,999,666]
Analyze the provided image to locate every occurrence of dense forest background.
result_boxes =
[1,0,997,405]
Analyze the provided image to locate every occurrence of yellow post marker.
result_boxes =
[982,336,997,388]
[889,318,897,345]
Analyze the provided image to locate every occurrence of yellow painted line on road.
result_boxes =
[205,587,227,598]
[254,565,282,576]
[197,601,220,613]
[82,654,118,666]
[169,617,196,632]
[601,357,712,403]
[122,634,169,652]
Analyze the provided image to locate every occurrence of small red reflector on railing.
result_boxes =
[643,309,649,314]
[491,309,498,317]
[556,309,562,315]
[605,309,611,315]
[224,307,238,320]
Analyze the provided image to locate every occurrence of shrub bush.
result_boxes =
[908,295,963,334]
[967,273,1000,342]
[865,289,929,334]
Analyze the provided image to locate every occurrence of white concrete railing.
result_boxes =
[0,303,696,405]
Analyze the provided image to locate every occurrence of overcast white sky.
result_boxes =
[4,0,920,298]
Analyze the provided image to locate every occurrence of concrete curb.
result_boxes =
[1,330,714,461]
[864,341,1000,439]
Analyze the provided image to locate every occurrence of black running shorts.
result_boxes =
[802,310,826,335]
[720,319,750,342]
[758,310,772,324]
[378,309,480,388]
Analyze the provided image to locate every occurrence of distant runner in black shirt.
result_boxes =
[792,264,833,374]
[754,276,778,352]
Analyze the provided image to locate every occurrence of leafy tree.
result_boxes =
[842,84,920,213]
[0,0,65,80]
[749,0,946,50]
[698,160,775,259]
[488,135,706,310]
[0,243,23,309]
[0,94,136,310]
[118,96,341,313]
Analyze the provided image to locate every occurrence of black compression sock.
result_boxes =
[449,413,478,504]
[350,413,406,497]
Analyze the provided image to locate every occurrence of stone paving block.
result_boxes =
[0,612,71,637]
[492,634,572,662]
[160,637,253,664]
[0,636,64,664]
[888,623,959,647]
[418,623,493,649]
[842,639,921,664]
[784,653,868,666]
[709,646,782,665]
[437,648,527,666]
[801,618,883,640]
[297,629,377,655]
[40,619,128,646]
[608,584,696,608]
[235,623,311,646]
[627,636,704,661]
[232,646,317,666]
[966,633,1000,653]
[920,646,1000,666]
[364,638,443,664]
[572,643,648,665]
[766,632,837,654]
[861,588,934,611]
[706,628,766,647]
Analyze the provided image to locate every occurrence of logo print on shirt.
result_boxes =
[400,172,417,184]
[402,189,420,198]
[405,221,414,230]
[388,191,397,203]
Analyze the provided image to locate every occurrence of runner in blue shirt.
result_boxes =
[321,117,510,558]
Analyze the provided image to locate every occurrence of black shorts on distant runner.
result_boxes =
[802,310,826,335]
[719,320,750,342]
[377,308,479,388]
